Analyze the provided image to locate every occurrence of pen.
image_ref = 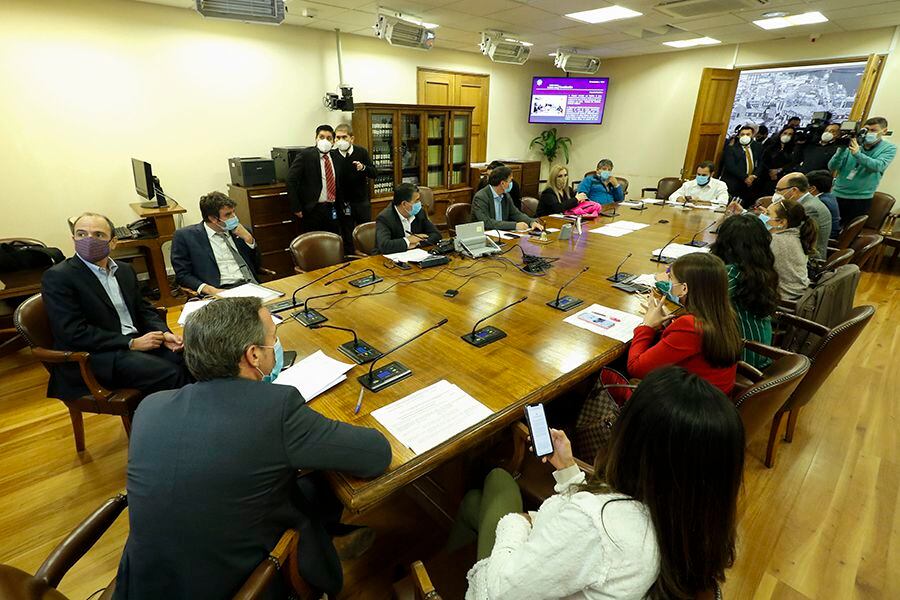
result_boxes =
[354,387,364,415]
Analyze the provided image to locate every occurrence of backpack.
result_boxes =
[0,241,65,273]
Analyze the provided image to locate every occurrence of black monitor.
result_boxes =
[131,158,167,209]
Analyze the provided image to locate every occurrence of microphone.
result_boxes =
[462,296,528,347]
[292,290,347,327]
[629,197,647,211]
[325,268,382,288]
[651,235,680,264]
[600,202,619,219]
[444,270,502,298]
[267,262,350,313]
[688,220,717,247]
[309,323,381,364]
[547,267,589,311]
[606,252,635,283]
[358,318,449,391]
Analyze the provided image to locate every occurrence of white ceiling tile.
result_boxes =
[525,0,614,14]
[841,10,900,30]
[821,1,900,20]
[285,1,351,20]
[441,0,522,17]
[571,30,637,45]
[671,14,745,30]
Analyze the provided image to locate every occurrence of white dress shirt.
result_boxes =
[669,177,730,205]
[197,223,248,294]
[395,205,414,249]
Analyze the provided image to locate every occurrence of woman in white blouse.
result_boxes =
[458,366,745,600]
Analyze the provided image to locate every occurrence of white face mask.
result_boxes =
[336,139,351,152]
[316,139,333,153]
[772,193,785,204]
[739,135,752,146]
[820,132,834,143]
[780,135,792,144]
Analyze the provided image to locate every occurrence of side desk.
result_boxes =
[117,202,186,307]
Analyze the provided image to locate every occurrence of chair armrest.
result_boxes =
[154,306,167,318]
[410,560,438,598]
[736,361,764,382]
[774,311,830,336]
[35,494,128,588]
[640,187,657,199]
[743,340,795,361]
[232,529,301,600]
[778,299,798,313]
[344,254,366,261]
[31,348,114,401]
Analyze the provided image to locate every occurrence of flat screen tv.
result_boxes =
[528,77,609,125]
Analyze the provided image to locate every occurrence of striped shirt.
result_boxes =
[726,264,773,369]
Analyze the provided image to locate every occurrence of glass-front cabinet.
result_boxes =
[425,113,446,189]
[450,112,470,188]
[369,112,395,197]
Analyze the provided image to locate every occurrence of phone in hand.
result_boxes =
[525,403,554,457]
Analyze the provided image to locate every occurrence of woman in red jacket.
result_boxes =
[628,253,742,395]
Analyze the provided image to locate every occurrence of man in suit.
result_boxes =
[171,191,260,295]
[471,165,544,232]
[721,124,763,206]
[375,183,441,255]
[41,213,189,400]
[775,172,833,259]
[333,123,377,249]
[287,124,343,235]
[113,297,391,600]
[476,160,523,209]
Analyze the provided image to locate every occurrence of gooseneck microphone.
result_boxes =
[651,235,680,264]
[266,262,350,313]
[309,323,381,364]
[462,296,528,347]
[688,220,718,247]
[630,197,647,211]
[548,267,589,311]
[325,268,383,288]
[292,290,347,327]
[606,252,634,283]
[358,318,449,391]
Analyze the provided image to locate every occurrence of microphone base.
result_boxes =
[599,211,619,218]
[349,274,384,288]
[629,205,647,211]
[606,271,635,283]
[546,295,583,312]
[338,339,382,365]
[357,361,412,391]
[267,299,300,314]
[650,256,676,264]
[687,240,709,247]
[461,326,507,347]
[292,308,328,327]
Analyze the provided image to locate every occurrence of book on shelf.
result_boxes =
[453,118,466,138]
[452,144,464,163]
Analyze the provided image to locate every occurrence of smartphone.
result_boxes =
[578,311,616,329]
[524,403,554,457]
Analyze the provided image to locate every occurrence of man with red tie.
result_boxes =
[287,125,344,234]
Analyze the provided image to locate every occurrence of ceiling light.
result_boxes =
[761,11,789,18]
[565,5,642,24]
[480,31,531,64]
[554,50,602,74]
[663,37,721,48]
[754,11,828,30]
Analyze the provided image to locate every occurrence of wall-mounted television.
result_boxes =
[528,77,609,125]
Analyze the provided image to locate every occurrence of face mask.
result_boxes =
[221,216,239,231]
[409,201,422,217]
[820,132,834,143]
[780,135,792,144]
[759,214,774,230]
[864,132,879,145]
[599,170,611,181]
[336,139,351,152]
[655,280,682,305]
[696,174,710,186]
[316,139,333,153]
[739,135,752,146]
[74,236,111,263]
[256,338,284,383]
[505,181,514,193]
[771,192,785,204]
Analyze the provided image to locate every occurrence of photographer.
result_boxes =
[798,123,841,174]
[828,117,896,225]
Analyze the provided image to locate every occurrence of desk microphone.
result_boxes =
[688,220,718,247]
[309,323,381,364]
[651,235,680,264]
[358,318,449,391]
[462,296,528,347]
[267,263,350,313]
[600,202,619,219]
[292,290,347,326]
[547,267,589,311]
[606,252,634,283]
[630,198,647,211]
[325,268,383,288]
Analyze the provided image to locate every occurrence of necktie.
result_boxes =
[216,233,256,284]
[744,147,754,176]
[323,154,336,202]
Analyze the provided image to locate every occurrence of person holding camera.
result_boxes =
[828,117,896,226]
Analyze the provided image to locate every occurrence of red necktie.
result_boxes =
[323,154,336,202]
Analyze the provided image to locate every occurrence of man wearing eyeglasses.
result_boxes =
[772,172,832,259]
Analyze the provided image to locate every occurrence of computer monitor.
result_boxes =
[131,158,167,209]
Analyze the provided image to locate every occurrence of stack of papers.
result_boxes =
[178,298,283,326]
[273,350,355,402]
[590,220,649,237]
[664,200,718,210]
[384,248,432,263]
[372,380,493,454]
[217,283,284,301]
[650,243,710,261]
[563,304,643,343]
[631,273,659,287]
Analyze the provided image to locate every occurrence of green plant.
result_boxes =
[529,127,572,164]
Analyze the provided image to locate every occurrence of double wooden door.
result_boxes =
[417,69,489,162]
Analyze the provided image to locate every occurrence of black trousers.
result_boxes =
[836,196,873,229]
[88,346,190,396]
[300,202,341,235]
[293,473,345,594]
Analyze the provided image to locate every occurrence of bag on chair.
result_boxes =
[573,367,633,461]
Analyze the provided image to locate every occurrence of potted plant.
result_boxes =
[529,127,572,165]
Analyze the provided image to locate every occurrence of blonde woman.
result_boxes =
[537,164,578,217]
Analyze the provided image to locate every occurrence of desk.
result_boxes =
[0,268,45,301]
[265,204,723,512]
[118,202,187,307]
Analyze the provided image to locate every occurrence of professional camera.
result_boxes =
[794,111,832,144]
[834,120,868,147]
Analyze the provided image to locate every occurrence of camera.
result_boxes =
[794,111,832,144]
[323,85,354,112]
[834,120,868,147]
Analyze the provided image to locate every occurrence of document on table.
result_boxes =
[216,283,284,301]
[372,380,493,454]
[177,299,213,325]
[650,243,710,261]
[486,230,520,240]
[563,304,643,343]
[664,200,717,210]
[607,220,648,231]
[590,220,650,236]
[384,248,432,263]
[622,199,663,206]
[631,273,658,287]
[273,350,355,402]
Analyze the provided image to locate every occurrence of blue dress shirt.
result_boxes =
[490,186,505,221]
[77,255,138,336]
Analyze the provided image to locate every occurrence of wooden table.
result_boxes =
[117,202,187,307]
[264,203,724,512]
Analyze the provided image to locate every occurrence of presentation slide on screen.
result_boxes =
[529,77,609,125]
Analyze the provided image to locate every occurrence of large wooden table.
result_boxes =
[265,203,725,512]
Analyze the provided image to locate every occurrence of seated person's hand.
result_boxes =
[744,175,756,185]
[515,222,530,232]
[293,211,303,219]
[543,428,576,471]
[203,285,224,297]
[575,192,588,201]
[405,235,421,248]
[641,290,675,330]
[608,175,619,187]
[131,331,165,352]
[163,332,184,352]
[725,200,744,216]
[531,221,545,232]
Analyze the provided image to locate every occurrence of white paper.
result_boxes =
[631,273,658,287]
[563,304,643,343]
[216,283,283,301]
[590,225,630,237]
[606,220,648,231]
[177,299,213,325]
[273,350,355,402]
[623,199,663,206]
[664,200,716,210]
[544,228,561,233]
[384,248,432,263]
[486,230,519,240]
[372,380,493,454]
[650,243,710,261]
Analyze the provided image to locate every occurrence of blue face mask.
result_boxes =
[759,213,774,230]
[864,132,879,145]
[505,181,514,193]
[696,174,710,186]
[598,170,611,181]
[409,201,422,217]
[654,280,682,305]
[222,216,240,231]
[258,338,284,383]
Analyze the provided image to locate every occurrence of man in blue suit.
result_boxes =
[171,191,260,295]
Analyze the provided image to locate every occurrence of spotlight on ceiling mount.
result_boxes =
[554,50,601,74]
[374,9,437,50]
[479,31,532,64]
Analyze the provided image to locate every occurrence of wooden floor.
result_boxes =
[0,266,897,600]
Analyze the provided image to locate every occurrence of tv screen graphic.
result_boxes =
[529,77,609,125]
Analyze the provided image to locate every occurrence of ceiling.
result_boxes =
[137,0,900,60]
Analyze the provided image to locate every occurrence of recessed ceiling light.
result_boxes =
[663,37,721,48]
[754,11,828,30]
[565,5,642,24]
[761,11,789,18]
[548,52,557,56]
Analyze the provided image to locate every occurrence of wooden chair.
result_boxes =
[392,560,442,600]
[289,232,362,273]
[418,186,435,217]
[641,176,683,199]
[446,203,472,234]
[872,212,900,271]
[352,221,378,255]
[862,191,895,235]
[521,196,539,218]
[849,233,883,271]
[831,214,868,250]
[821,247,854,271]
[13,294,165,452]
[763,306,875,467]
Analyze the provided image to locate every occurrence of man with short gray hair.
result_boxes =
[114,296,391,600]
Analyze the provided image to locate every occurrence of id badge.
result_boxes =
[847,169,857,181]
[342,204,351,216]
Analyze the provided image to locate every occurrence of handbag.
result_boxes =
[573,367,634,461]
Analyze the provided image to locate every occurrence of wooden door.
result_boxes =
[681,68,740,177]
[850,53,886,122]
[418,70,454,105]
[418,69,490,162]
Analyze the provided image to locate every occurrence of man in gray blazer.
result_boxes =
[471,165,544,232]
[113,297,391,600]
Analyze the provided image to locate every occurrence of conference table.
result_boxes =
[263,201,725,513]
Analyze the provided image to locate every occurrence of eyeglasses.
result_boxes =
[774,186,795,193]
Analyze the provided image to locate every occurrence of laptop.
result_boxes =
[453,221,502,258]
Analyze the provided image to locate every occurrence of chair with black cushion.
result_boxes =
[760,307,875,467]
[831,214,868,250]
[849,233,883,271]
[521,196,539,218]
[14,294,165,452]
[288,232,362,274]
[352,222,377,256]
[641,177,683,199]
[392,560,443,600]
[445,203,472,234]
[862,191,895,236]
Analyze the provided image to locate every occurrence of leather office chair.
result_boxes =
[640,177,683,199]
[418,186,435,217]
[521,196,539,218]
[352,222,378,256]
[821,247,854,271]
[831,214,868,250]
[289,232,361,273]
[863,191,895,235]
[761,306,875,467]
[445,203,472,234]
[392,560,442,600]
[849,233,883,271]
[13,294,164,452]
